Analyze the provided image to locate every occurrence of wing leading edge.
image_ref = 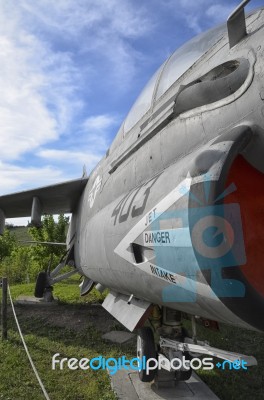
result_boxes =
[0,177,88,230]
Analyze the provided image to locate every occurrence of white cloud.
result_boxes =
[206,4,234,22]
[0,0,144,199]
[80,115,119,153]
[0,162,63,194]
[0,0,152,174]
[12,0,153,89]
[82,114,119,132]
[20,0,151,39]
[0,162,66,226]
[37,149,101,171]
[7,217,30,227]
[171,0,234,33]
[0,6,84,164]
[37,113,119,173]
[0,36,58,160]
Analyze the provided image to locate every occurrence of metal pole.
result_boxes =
[1,277,7,340]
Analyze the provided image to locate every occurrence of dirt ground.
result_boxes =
[14,302,120,333]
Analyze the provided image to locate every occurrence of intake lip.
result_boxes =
[188,125,264,332]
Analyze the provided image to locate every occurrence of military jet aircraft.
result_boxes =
[0,0,263,382]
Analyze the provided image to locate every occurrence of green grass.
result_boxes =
[1,282,264,400]
[0,283,134,400]
[0,320,124,400]
[184,320,264,400]
[9,279,107,304]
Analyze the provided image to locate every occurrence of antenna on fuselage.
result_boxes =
[227,0,251,48]
[82,164,88,178]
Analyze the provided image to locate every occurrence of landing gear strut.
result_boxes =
[34,246,77,302]
[137,307,193,384]
[155,307,193,384]
[136,306,257,385]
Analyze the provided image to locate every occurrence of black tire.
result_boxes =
[175,327,192,381]
[137,327,157,382]
[34,272,47,298]
[175,351,192,381]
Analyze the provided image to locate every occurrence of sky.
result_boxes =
[1,0,263,225]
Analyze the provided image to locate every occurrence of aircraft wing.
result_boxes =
[0,177,88,226]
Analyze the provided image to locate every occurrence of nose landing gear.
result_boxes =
[137,307,193,385]
[136,306,257,386]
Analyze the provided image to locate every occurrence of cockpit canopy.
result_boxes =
[124,23,226,133]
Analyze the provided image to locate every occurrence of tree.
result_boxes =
[0,229,17,262]
[29,214,69,270]
[1,246,38,284]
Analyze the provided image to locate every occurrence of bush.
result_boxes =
[0,247,40,284]
[0,229,17,262]
[0,215,69,284]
